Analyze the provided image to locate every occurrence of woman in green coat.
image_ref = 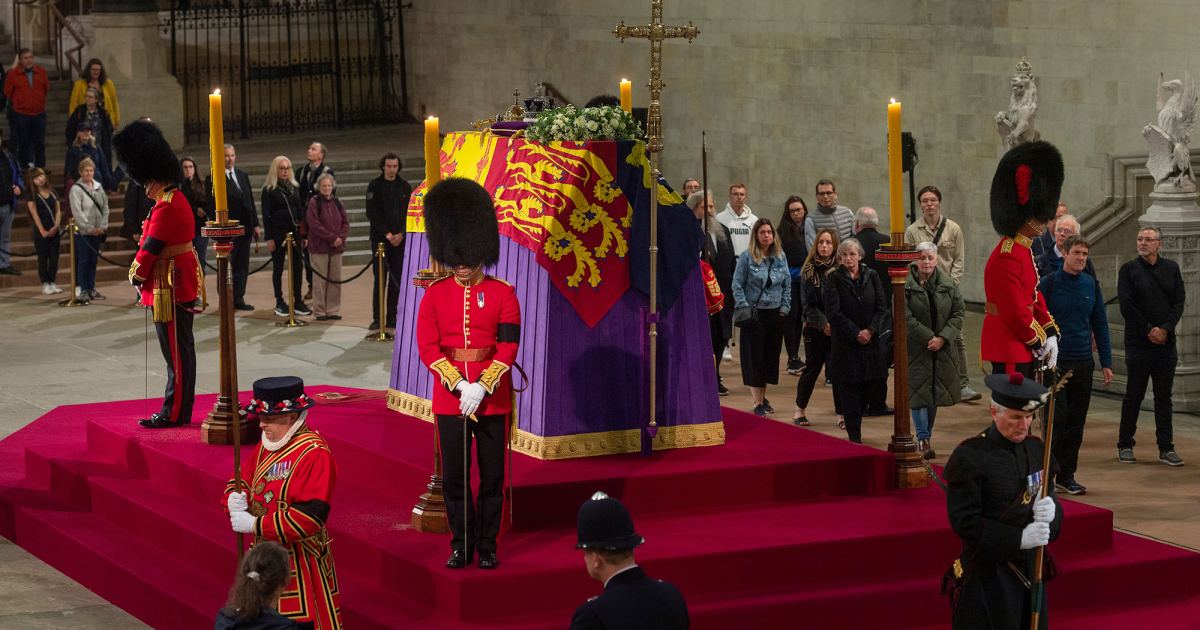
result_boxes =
[905,241,965,459]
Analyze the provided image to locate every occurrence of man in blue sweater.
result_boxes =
[1038,235,1113,494]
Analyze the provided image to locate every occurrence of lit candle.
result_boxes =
[424,116,441,186]
[619,79,632,113]
[209,89,228,224]
[887,99,904,235]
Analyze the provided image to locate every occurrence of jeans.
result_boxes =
[1119,347,1177,452]
[0,203,11,268]
[912,406,938,441]
[1053,359,1095,478]
[75,233,101,292]
[10,111,46,168]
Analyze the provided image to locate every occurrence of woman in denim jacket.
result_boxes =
[732,218,792,416]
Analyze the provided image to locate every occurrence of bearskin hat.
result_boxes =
[424,178,499,268]
[989,140,1064,237]
[112,120,183,186]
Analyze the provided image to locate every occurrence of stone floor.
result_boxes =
[0,273,1197,627]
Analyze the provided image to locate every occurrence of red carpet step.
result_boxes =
[2,386,1199,629]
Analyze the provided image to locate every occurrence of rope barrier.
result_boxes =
[201,255,274,279]
[72,234,136,268]
[304,250,378,285]
[0,246,41,258]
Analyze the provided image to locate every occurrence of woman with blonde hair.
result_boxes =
[262,156,311,317]
[69,157,109,301]
[304,173,349,320]
[731,217,791,416]
[792,227,842,427]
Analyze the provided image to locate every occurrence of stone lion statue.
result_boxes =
[996,58,1040,148]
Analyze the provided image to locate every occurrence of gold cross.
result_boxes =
[613,0,698,153]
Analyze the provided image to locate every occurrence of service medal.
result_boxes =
[477,291,485,309]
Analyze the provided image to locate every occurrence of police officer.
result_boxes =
[943,372,1063,630]
[571,492,689,630]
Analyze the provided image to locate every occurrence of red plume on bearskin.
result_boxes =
[112,120,183,186]
[424,177,500,268]
[989,141,1064,237]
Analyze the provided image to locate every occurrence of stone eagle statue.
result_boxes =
[996,57,1040,148]
[1144,71,1197,192]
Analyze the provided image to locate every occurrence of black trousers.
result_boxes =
[270,233,303,305]
[1119,347,1177,452]
[837,380,869,443]
[796,328,833,409]
[155,305,196,423]
[991,361,1036,379]
[371,240,405,327]
[32,234,60,283]
[1052,359,1094,478]
[738,308,783,387]
[437,413,506,554]
[783,281,804,361]
[230,234,252,304]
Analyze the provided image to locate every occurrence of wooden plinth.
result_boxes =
[201,395,260,445]
[411,474,449,533]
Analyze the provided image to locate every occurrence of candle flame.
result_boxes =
[890,98,896,104]
[214,88,221,96]
[427,115,436,120]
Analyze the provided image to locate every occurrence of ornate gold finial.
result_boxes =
[1015,56,1033,78]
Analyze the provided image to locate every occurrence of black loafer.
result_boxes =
[139,413,184,429]
[446,548,471,569]
[234,303,254,311]
[477,551,497,570]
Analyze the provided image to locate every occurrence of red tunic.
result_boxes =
[224,426,341,629]
[980,229,1058,366]
[129,186,203,320]
[417,274,521,416]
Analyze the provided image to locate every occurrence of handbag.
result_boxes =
[734,259,774,328]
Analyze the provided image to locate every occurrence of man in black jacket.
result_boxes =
[690,190,734,396]
[1117,226,1186,466]
[365,152,412,331]
[207,143,261,310]
[854,207,893,417]
[297,141,334,299]
[571,492,689,630]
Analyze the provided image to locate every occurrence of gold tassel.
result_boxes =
[152,259,175,323]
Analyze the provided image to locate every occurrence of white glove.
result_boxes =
[1035,336,1059,371]
[230,510,256,534]
[1033,495,1056,524]
[455,381,487,417]
[227,491,248,513]
[1020,521,1050,550]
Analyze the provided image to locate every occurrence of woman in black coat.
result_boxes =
[778,195,809,374]
[690,189,735,396]
[823,237,888,443]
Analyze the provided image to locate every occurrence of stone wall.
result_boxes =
[405,0,1200,301]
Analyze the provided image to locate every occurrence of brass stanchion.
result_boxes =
[366,243,393,341]
[57,220,88,307]
[276,233,306,328]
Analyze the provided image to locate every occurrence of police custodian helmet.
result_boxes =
[576,492,645,551]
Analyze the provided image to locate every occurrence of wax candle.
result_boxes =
[424,116,440,186]
[887,99,903,235]
[620,79,632,112]
[209,90,228,223]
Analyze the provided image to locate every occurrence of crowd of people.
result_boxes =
[689,181,1187,480]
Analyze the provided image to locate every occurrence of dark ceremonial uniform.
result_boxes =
[981,225,1057,377]
[224,423,341,629]
[129,186,204,425]
[570,565,689,630]
[944,425,1062,630]
[417,273,521,556]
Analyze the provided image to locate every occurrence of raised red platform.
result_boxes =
[2,386,1199,629]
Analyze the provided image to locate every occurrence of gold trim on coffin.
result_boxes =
[387,389,725,460]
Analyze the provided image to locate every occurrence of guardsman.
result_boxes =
[416,177,521,570]
[224,376,341,629]
[980,141,1063,378]
[571,492,689,630]
[943,372,1062,629]
[113,120,204,429]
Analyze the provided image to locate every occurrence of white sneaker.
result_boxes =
[42,283,52,294]
[50,283,63,294]
[722,348,733,362]
[75,286,83,298]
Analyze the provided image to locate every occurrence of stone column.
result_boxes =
[1139,190,1200,413]
[86,0,184,146]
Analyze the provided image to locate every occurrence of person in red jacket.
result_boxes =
[3,49,49,168]
[981,141,1063,378]
[417,177,521,571]
[115,120,205,429]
